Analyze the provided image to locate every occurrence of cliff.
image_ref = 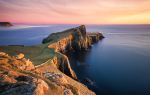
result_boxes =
[42,25,104,80]
[0,22,13,27]
[43,25,104,51]
[0,52,95,95]
[0,25,104,95]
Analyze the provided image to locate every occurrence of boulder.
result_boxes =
[44,72,68,85]
[64,88,74,95]
[16,53,24,59]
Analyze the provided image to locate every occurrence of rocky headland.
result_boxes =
[0,25,104,95]
[0,22,13,27]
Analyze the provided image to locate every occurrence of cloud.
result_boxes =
[0,0,150,24]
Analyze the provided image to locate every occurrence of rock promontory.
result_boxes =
[42,25,104,80]
[0,22,13,27]
[43,25,104,52]
[0,25,104,95]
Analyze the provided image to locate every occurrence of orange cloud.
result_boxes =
[0,0,150,24]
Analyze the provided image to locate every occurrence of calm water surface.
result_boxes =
[1,24,150,95]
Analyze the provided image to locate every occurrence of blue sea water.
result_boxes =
[1,24,150,95]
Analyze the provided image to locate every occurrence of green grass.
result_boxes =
[0,28,74,66]
[0,43,52,65]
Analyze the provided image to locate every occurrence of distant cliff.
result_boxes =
[0,22,13,27]
[43,25,104,52]
[0,25,104,95]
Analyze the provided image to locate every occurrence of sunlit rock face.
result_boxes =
[0,52,35,71]
[0,52,79,95]
[47,35,73,53]
[0,52,50,95]
[43,25,104,52]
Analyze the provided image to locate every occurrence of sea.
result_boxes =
[0,24,150,95]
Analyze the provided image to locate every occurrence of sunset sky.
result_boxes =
[0,0,150,24]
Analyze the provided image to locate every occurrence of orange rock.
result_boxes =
[16,53,24,59]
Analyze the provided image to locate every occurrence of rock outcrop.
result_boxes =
[0,52,35,71]
[0,52,96,95]
[0,52,49,95]
[0,22,13,27]
[87,32,104,43]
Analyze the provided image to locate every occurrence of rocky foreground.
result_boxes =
[0,25,104,95]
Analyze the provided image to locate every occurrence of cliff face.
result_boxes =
[43,25,104,52]
[42,25,104,80]
[51,52,77,80]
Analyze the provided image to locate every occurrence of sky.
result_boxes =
[0,0,150,24]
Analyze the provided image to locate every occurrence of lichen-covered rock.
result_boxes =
[0,72,50,95]
[0,52,63,95]
[33,79,49,95]
[64,88,74,95]
[0,52,8,56]
[16,53,24,59]
[0,52,35,71]
[44,72,68,85]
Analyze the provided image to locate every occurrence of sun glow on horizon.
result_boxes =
[0,0,150,24]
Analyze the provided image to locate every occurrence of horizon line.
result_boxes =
[10,22,150,25]
[1,21,150,26]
